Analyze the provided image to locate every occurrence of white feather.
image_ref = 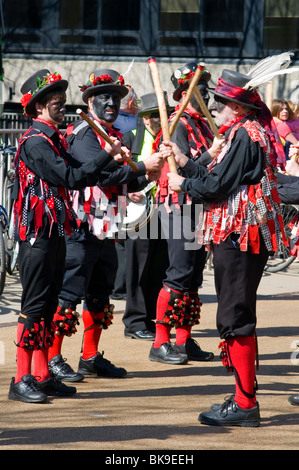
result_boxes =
[246,52,294,78]
[244,66,299,90]
[122,59,135,77]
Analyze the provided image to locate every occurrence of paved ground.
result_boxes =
[1,262,299,452]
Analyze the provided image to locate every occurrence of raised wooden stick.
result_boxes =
[147,57,177,174]
[169,63,205,137]
[192,87,222,139]
[76,108,139,171]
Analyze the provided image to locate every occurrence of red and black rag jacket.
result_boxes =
[13,125,76,241]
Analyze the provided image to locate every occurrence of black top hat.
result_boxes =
[171,62,211,102]
[20,69,68,116]
[138,92,173,117]
[81,69,128,104]
[208,69,261,110]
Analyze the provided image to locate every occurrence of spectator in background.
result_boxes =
[114,85,139,134]
[287,100,299,140]
[111,85,140,300]
[271,99,299,158]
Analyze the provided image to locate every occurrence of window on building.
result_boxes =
[264,0,299,52]
[202,0,244,50]
[101,0,140,47]
[2,0,299,59]
[59,0,98,45]
[3,0,41,44]
[159,0,200,48]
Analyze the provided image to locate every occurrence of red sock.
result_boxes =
[175,326,191,345]
[154,287,172,348]
[48,307,64,361]
[15,323,33,383]
[82,309,102,360]
[32,348,51,382]
[227,336,256,409]
[48,334,64,361]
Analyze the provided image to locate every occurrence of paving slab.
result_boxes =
[0,263,299,452]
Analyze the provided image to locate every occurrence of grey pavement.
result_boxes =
[0,262,299,451]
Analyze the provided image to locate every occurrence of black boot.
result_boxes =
[78,352,127,378]
[174,338,214,361]
[149,342,188,365]
[49,354,84,382]
[198,397,260,427]
[8,375,47,403]
[36,376,77,396]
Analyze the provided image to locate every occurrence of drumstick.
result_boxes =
[169,63,205,137]
[76,108,139,171]
[192,87,222,139]
[147,57,178,174]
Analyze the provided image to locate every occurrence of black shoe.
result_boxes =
[210,394,235,411]
[149,342,188,365]
[48,354,84,383]
[209,394,260,412]
[288,394,299,406]
[8,375,48,403]
[199,398,260,427]
[78,352,127,378]
[174,338,214,361]
[125,329,155,341]
[36,377,77,396]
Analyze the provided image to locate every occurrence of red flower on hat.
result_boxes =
[21,92,32,109]
[20,71,64,116]
[178,71,195,85]
[92,75,114,86]
[46,73,62,84]
[116,75,124,86]
[79,73,125,93]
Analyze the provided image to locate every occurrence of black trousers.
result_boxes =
[213,234,268,339]
[159,203,207,292]
[18,226,66,327]
[59,228,118,312]
[123,236,168,333]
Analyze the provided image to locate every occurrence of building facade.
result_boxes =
[1,0,299,117]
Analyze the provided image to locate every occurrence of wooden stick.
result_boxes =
[192,87,222,139]
[169,63,205,137]
[147,57,178,174]
[76,108,139,171]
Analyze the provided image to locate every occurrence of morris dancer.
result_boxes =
[149,63,223,365]
[48,69,163,381]
[9,69,126,403]
[164,67,286,426]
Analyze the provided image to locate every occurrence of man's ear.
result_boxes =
[35,101,43,115]
[230,102,243,116]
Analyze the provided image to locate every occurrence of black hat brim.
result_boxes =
[82,84,128,104]
[208,88,261,110]
[138,106,174,117]
[26,79,68,114]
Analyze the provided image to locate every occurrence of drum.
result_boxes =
[120,181,155,232]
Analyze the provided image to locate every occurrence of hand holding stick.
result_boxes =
[76,108,138,171]
[147,57,178,174]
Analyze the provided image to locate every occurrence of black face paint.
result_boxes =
[210,96,228,113]
[46,95,66,125]
[190,84,209,113]
[92,92,121,123]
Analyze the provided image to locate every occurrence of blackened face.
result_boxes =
[91,92,121,123]
[209,96,234,127]
[46,95,66,125]
[190,83,209,113]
